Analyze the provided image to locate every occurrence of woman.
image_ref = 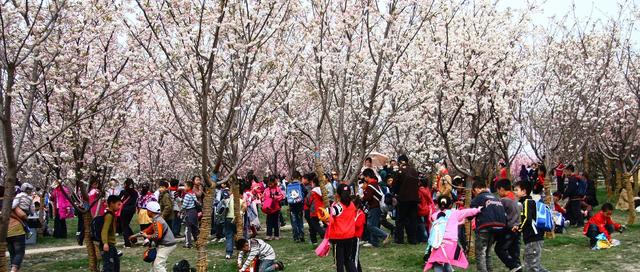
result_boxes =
[262,175,285,240]
[137,182,156,231]
[88,179,105,217]
[424,196,481,272]
[51,180,74,238]
[519,165,529,183]
[321,184,357,272]
[119,178,138,247]
[8,189,32,272]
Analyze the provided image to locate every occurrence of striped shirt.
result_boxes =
[182,192,198,210]
[237,239,276,271]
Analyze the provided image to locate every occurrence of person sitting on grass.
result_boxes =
[583,203,626,249]
[236,238,284,272]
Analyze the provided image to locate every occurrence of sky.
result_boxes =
[499,0,639,44]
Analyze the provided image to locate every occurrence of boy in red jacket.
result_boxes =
[584,203,626,248]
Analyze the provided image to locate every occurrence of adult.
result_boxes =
[8,185,33,272]
[119,178,138,247]
[563,165,584,227]
[584,173,599,207]
[51,180,74,238]
[393,154,420,245]
[519,165,529,183]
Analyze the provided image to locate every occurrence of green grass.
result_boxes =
[21,187,640,271]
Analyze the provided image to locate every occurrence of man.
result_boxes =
[494,179,522,272]
[138,201,176,272]
[393,154,419,244]
[471,179,508,272]
[102,195,123,272]
[563,165,584,227]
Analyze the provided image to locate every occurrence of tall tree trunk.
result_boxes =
[314,148,331,207]
[624,173,636,225]
[196,188,214,272]
[83,211,99,271]
[614,166,623,200]
[231,176,243,237]
[544,175,555,239]
[0,66,18,272]
[605,160,614,201]
[634,170,639,196]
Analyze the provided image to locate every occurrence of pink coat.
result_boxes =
[424,208,480,271]
[262,186,284,214]
[89,189,105,217]
[52,186,75,219]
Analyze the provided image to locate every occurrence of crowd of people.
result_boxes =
[0,154,634,272]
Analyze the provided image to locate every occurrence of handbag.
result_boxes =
[315,224,331,257]
[143,246,157,263]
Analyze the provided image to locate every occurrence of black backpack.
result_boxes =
[90,211,113,242]
[173,260,196,272]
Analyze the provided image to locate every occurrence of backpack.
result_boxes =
[527,199,554,234]
[577,178,587,196]
[286,182,304,205]
[173,259,196,272]
[216,190,230,217]
[428,210,452,250]
[90,211,113,242]
[369,185,387,212]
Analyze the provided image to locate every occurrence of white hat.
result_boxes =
[146,201,161,214]
[20,183,34,192]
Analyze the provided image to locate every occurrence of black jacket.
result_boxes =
[471,191,507,231]
[394,164,419,202]
[519,196,544,244]
[563,175,582,199]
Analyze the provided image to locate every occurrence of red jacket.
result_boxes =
[554,203,566,215]
[327,202,356,240]
[418,186,433,217]
[304,187,324,218]
[583,211,621,240]
[354,209,366,239]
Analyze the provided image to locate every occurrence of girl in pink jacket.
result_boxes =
[262,176,285,240]
[424,196,481,272]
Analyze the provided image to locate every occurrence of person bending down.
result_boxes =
[583,203,626,249]
[236,238,284,272]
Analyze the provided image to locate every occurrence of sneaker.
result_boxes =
[591,246,599,251]
[225,255,231,259]
[210,238,218,243]
[183,244,193,249]
[274,237,281,240]
[265,236,273,241]
[275,261,285,271]
[358,241,366,246]
[383,234,392,246]
[218,237,226,243]
[510,266,523,272]
[362,242,373,247]
[117,250,123,257]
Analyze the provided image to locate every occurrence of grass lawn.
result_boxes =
[21,188,640,271]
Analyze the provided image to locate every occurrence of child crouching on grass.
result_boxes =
[583,203,626,249]
[514,182,548,272]
[236,238,284,272]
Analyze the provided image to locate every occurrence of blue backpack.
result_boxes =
[427,210,452,250]
[577,178,587,196]
[286,182,304,204]
[528,200,554,233]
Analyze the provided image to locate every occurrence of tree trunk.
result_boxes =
[634,170,639,196]
[83,211,99,271]
[582,150,590,175]
[604,160,613,201]
[544,175,555,239]
[231,176,243,237]
[314,149,331,207]
[614,167,622,200]
[464,178,474,258]
[624,173,636,225]
[196,188,215,272]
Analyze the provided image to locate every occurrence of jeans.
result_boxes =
[224,218,236,256]
[524,241,548,272]
[266,213,280,237]
[366,208,388,247]
[433,263,453,272]
[290,210,305,241]
[417,216,428,243]
[102,244,120,272]
[567,199,584,227]
[475,230,496,272]
[185,208,199,246]
[259,259,277,272]
[120,209,135,247]
[7,235,25,269]
[172,211,182,236]
[586,224,615,247]
[395,201,418,244]
[153,244,176,272]
[494,229,521,269]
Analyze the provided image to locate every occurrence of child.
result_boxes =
[262,175,285,240]
[303,173,325,244]
[158,181,174,229]
[424,196,480,272]
[236,238,284,272]
[136,201,176,272]
[182,180,200,248]
[353,198,366,272]
[321,184,357,272]
[102,195,123,272]
[13,183,35,216]
[514,182,548,272]
[361,168,391,247]
[494,179,522,272]
[470,179,508,272]
[583,203,626,249]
